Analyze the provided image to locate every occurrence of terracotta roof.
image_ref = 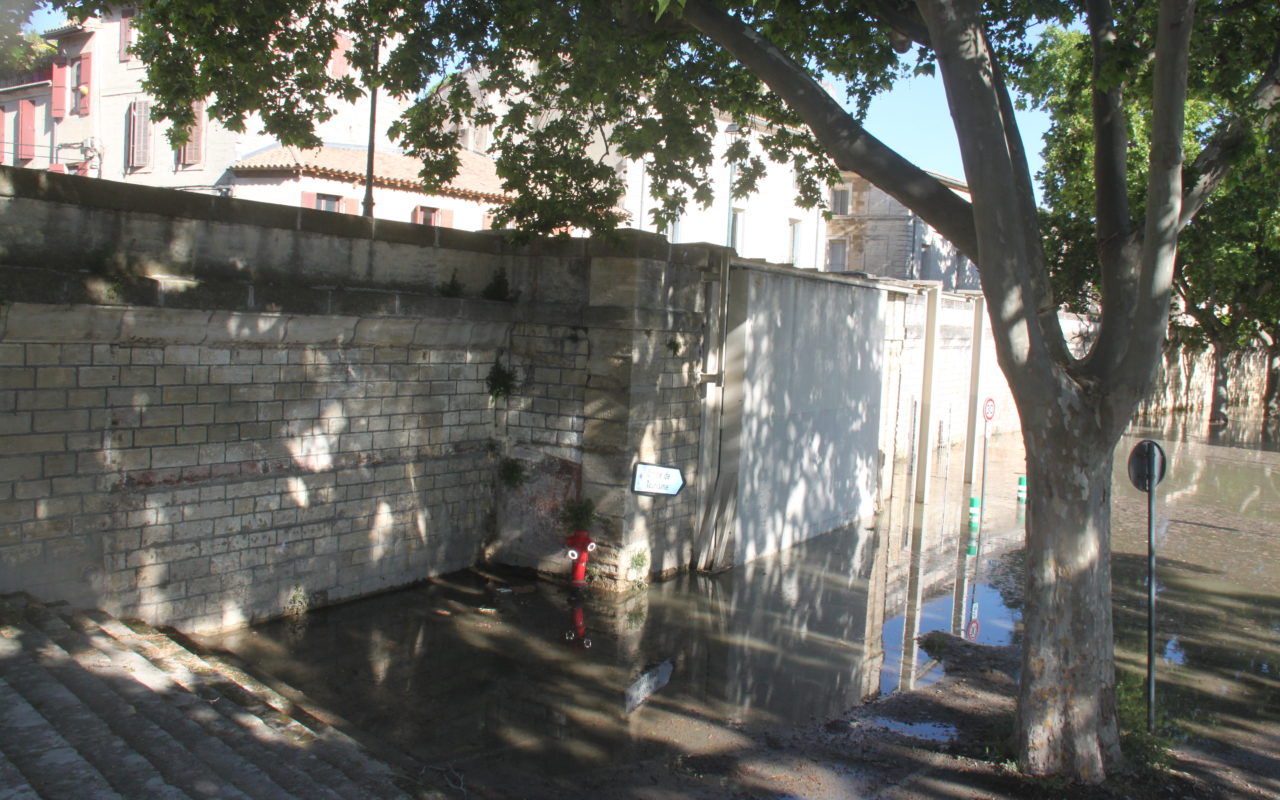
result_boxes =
[231,145,508,202]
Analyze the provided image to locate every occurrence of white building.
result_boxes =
[5,8,969,278]
[1,8,505,225]
[615,122,827,269]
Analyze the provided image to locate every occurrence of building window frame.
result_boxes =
[826,237,849,271]
[829,184,851,216]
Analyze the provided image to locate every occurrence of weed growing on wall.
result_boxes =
[439,269,464,298]
[481,268,514,301]
[498,457,525,488]
[486,360,516,400]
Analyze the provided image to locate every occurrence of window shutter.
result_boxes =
[437,209,454,228]
[128,99,151,168]
[301,191,318,209]
[76,53,92,115]
[343,197,361,215]
[328,35,351,79]
[481,214,493,230]
[0,108,6,165]
[47,163,65,173]
[17,99,35,162]
[119,10,134,62]
[180,101,203,165]
[51,57,67,120]
[75,161,90,176]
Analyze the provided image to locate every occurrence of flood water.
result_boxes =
[201,415,1280,790]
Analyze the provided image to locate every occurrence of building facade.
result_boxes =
[824,172,979,290]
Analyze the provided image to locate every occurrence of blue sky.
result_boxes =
[862,72,1051,193]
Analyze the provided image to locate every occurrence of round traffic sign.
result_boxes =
[983,398,996,421]
[966,619,980,640]
[1127,440,1167,492]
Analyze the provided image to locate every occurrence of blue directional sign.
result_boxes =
[632,463,685,496]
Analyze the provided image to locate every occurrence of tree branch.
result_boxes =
[916,0,1058,400]
[988,33,1073,367]
[1108,0,1195,421]
[1079,0,1144,385]
[677,0,979,261]
[1180,38,1280,227]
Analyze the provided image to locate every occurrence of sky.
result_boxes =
[861,72,1051,195]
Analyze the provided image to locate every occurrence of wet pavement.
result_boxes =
[199,416,1280,795]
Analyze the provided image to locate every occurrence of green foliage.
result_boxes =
[1021,19,1280,345]
[284,584,308,618]
[438,269,464,298]
[665,337,682,357]
[486,360,516,400]
[69,0,902,234]
[560,497,598,531]
[0,30,53,77]
[497,457,525,488]
[480,268,514,301]
[1114,671,1175,770]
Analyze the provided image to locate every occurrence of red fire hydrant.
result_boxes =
[565,529,596,588]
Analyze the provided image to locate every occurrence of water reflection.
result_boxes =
[196,418,1279,792]
[201,521,890,780]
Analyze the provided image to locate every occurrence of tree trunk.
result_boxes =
[1265,338,1280,422]
[1210,342,1230,424]
[1016,424,1122,781]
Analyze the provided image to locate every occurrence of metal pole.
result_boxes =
[362,39,379,219]
[1147,443,1158,733]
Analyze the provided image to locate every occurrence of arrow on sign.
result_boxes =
[632,463,686,496]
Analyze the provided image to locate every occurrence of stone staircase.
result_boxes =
[0,593,427,800]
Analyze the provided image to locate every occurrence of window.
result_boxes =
[17,99,35,163]
[788,219,802,265]
[51,58,67,120]
[829,185,850,216]
[315,194,341,212]
[72,54,91,116]
[826,238,848,271]
[119,9,135,62]
[178,101,204,167]
[127,99,151,168]
[729,208,744,251]
[413,206,453,226]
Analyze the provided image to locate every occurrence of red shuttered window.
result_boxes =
[17,99,35,162]
[119,9,135,62]
[128,99,151,169]
[179,101,204,166]
[75,54,92,115]
[51,57,67,120]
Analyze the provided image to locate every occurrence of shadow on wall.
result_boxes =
[0,298,499,632]
[732,270,884,565]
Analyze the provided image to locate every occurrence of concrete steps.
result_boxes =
[0,594,421,800]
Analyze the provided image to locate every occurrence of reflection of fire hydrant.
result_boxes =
[564,603,592,648]
[565,529,596,588]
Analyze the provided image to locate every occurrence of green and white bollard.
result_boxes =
[1017,475,1027,504]
[967,497,981,555]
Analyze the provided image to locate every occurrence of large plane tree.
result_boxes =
[1026,24,1280,426]
[57,0,1280,782]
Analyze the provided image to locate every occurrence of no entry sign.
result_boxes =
[983,398,996,421]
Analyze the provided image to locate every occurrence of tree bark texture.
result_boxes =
[1265,339,1280,421]
[1017,417,1122,780]
[1210,343,1230,423]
